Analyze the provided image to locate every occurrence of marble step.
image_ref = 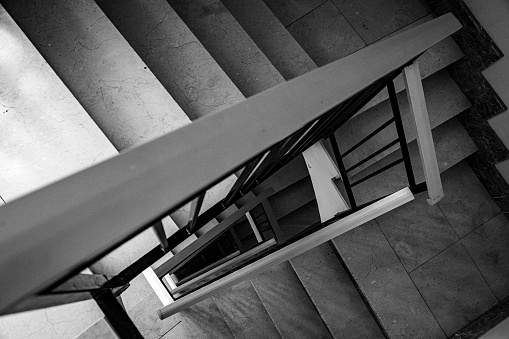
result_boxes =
[221,0,317,81]
[167,0,284,98]
[250,261,332,338]
[0,6,117,338]
[350,116,478,205]
[266,85,471,227]
[496,159,509,186]
[268,67,469,195]
[290,243,384,338]
[331,157,505,338]
[213,280,282,338]
[332,68,471,176]
[276,116,476,243]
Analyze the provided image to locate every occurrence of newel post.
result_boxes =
[403,61,444,205]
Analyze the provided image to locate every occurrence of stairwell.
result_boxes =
[0,0,508,338]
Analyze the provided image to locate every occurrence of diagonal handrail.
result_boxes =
[0,13,461,314]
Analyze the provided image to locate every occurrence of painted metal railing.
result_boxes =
[0,13,461,338]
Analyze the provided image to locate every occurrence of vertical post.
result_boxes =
[245,212,263,243]
[261,200,284,243]
[387,81,416,188]
[329,135,357,209]
[92,289,144,339]
[403,61,444,205]
[303,141,349,222]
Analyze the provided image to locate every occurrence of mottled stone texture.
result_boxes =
[287,1,366,66]
[0,5,117,202]
[410,242,498,337]
[94,0,244,121]
[331,0,430,44]
[2,0,190,151]
[213,280,281,338]
[263,0,327,26]
[168,0,284,98]
[350,118,477,205]
[222,0,317,81]
[290,244,384,338]
[334,69,469,174]
[332,221,446,338]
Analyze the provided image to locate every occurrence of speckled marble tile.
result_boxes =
[331,0,430,44]
[377,191,458,272]
[0,300,105,339]
[213,280,281,338]
[75,318,118,339]
[0,5,118,202]
[126,292,180,339]
[262,0,327,26]
[177,298,234,338]
[462,213,509,301]
[438,161,501,238]
[290,244,384,338]
[287,1,366,67]
[251,261,331,338]
[2,0,190,151]
[335,69,470,174]
[168,0,284,98]
[360,14,464,112]
[278,199,320,242]
[350,117,477,205]
[94,0,244,121]
[222,0,317,81]
[410,242,498,337]
[332,220,445,338]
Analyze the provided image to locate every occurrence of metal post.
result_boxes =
[329,135,357,209]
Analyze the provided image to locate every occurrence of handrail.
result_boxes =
[0,13,461,314]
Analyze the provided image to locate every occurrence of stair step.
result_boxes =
[496,159,509,186]
[268,175,316,220]
[360,14,464,113]
[0,6,117,338]
[334,68,470,175]
[350,116,478,205]
[213,280,282,338]
[331,219,445,338]
[251,261,332,338]
[94,0,245,121]
[290,243,384,338]
[167,0,284,98]
[278,199,320,243]
[2,0,190,151]
[222,0,317,81]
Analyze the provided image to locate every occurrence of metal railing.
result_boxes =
[0,13,461,338]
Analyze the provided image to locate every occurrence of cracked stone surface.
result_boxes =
[222,0,317,81]
[410,242,498,336]
[331,0,431,44]
[287,1,366,67]
[0,5,117,202]
[2,0,190,151]
[168,0,285,97]
[262,0,327,26]
[95,0,245,121]
[332,220,445,338]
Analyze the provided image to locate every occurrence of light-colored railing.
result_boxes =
[0,13,461,318]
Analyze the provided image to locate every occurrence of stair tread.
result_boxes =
[278,199,320,243]
[168,0,284,98]
[213,280,282,338]
[222,0,317,81]
[350,116,477,205]
[94,0,245,122]
[251,261,332,338]
[269,175,315,220]
[3,0,190,151]
[290,243,384,339]
[333,68,470,175]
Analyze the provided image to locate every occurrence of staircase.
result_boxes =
[0,0,508,338]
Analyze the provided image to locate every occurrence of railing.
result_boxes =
[0,13,461,338]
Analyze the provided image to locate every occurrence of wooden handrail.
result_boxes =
[0,13,461,314]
